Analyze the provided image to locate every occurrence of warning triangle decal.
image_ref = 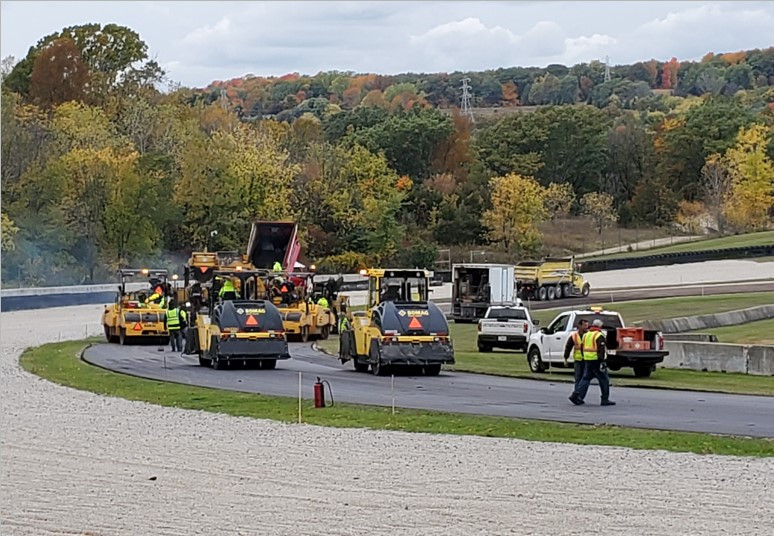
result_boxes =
[245,315,258,326]
[133,322,143,331]
[408,317,423,330]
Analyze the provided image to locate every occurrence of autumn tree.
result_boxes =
[1,212,19,251]
[723,124,774,231]
[701,153,732,232]
[483,173,547,254]
[581,192,618,234]
[661,57,680,89]
[675,200,706,234]
[543,182,576,221]
[28,38,89,109]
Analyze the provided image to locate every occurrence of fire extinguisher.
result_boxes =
[314,377,334,408]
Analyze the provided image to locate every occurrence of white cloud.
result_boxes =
[182,16,231,45]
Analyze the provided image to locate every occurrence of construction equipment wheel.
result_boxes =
[300,326,310,343]
[211,338,227,370]
[353,360,370,373]
[119,328,127,346]
[104,325,111,343]
[198,355,212,367]
[370,345,389,376]
[261,359,277,370]
[528,347,548,373]
[320,325,330,340]
[424,364,441,376]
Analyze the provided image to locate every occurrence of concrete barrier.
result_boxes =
[663,333,718,342]
[662,341,774,375]
[637,305,774,334]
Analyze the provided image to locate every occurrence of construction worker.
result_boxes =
[146,285,165,308]
[272,261,282,272]
[165,300,187,352]
[218,278,238,301]
[279,280,290,304]
[563,319,589,392]
[317,296,329,309]
[570,319,616,406]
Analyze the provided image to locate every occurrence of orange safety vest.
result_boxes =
[570,331,584,361]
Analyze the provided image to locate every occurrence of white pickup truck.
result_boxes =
[477,305,535,352]
[525,307,668,377]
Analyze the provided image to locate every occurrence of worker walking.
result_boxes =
[564,319,589,392]
[570,319,616,406]
[165,300,187,352]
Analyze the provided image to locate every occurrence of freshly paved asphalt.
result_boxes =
[84,342,774,438]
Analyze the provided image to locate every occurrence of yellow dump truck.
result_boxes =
[102,269,170,344]
[515,257,590,301]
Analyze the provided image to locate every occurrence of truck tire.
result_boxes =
[562,283,571,298]
[582,284,590,297]
[528,347,547,373]
[633,365,652,378]
[538,287,548,301]
[555,285,563,299]
[424,364,441,376]
[547,286,556,301]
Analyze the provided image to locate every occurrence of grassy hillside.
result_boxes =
[592,231,774,260]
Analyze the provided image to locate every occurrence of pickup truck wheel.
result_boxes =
[633,365,653,378]
[547,286,556,301]
[582,284,590,297]
[528,347,547,373]
[537,287,548,301]
[477,342,492,353]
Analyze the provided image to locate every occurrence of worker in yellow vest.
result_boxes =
[317,296,329,309]
[563,319,589,393]
[165,300,188,352]
[570,319,615,406]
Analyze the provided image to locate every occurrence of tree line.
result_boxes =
[1,23,773,286]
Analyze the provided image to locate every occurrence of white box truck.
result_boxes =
[451,263,518,323]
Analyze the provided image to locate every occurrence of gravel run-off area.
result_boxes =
[1,304,773,535]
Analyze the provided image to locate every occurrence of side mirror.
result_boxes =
[533,319,540,326]
[540,327,547,334]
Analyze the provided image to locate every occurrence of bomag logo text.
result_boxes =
[403,310,429,317]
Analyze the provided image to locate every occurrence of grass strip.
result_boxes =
[19,340,774,457]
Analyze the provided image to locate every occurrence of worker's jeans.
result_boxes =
[574,360,610,401]
[573,360,585,391]
[169,329,184,352]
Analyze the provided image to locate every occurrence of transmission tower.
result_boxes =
[604,55,611,82]
[460,78,475,123]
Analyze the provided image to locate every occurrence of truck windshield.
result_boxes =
[380,276,428,303]
[574,313,623,329]
[487,308,527,320]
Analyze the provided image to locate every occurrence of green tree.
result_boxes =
[581,192,618,234]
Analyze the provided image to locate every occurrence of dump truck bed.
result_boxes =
[246,221,301,271]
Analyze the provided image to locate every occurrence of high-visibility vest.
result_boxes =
[219,280,235,297]
[273,262,282,272]
[582,330,604,361]
[317,297,329,308]
[571,331,584,361]
[339,315,350,332]
[167,308,187,330]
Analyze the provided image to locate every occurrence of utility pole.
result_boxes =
[604,55,611,82]
[460,78,475,124]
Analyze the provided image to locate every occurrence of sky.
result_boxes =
[2,1,773,88]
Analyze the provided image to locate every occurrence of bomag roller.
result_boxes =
[338,268,454,376]
[102,268,170,345]
[183,251,289,370]
[270,271,336,342]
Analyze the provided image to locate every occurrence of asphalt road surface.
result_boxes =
[84,342,774,438]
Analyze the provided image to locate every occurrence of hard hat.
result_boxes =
[592,319,603,327]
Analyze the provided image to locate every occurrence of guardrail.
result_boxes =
[579,244,774,273]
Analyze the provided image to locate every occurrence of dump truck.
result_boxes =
[338,268,454,376]
[183,251,289,370]
[515,257,590,301]
[102,269,170,345]
[451,263,518,322]
[246,221,301,273]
